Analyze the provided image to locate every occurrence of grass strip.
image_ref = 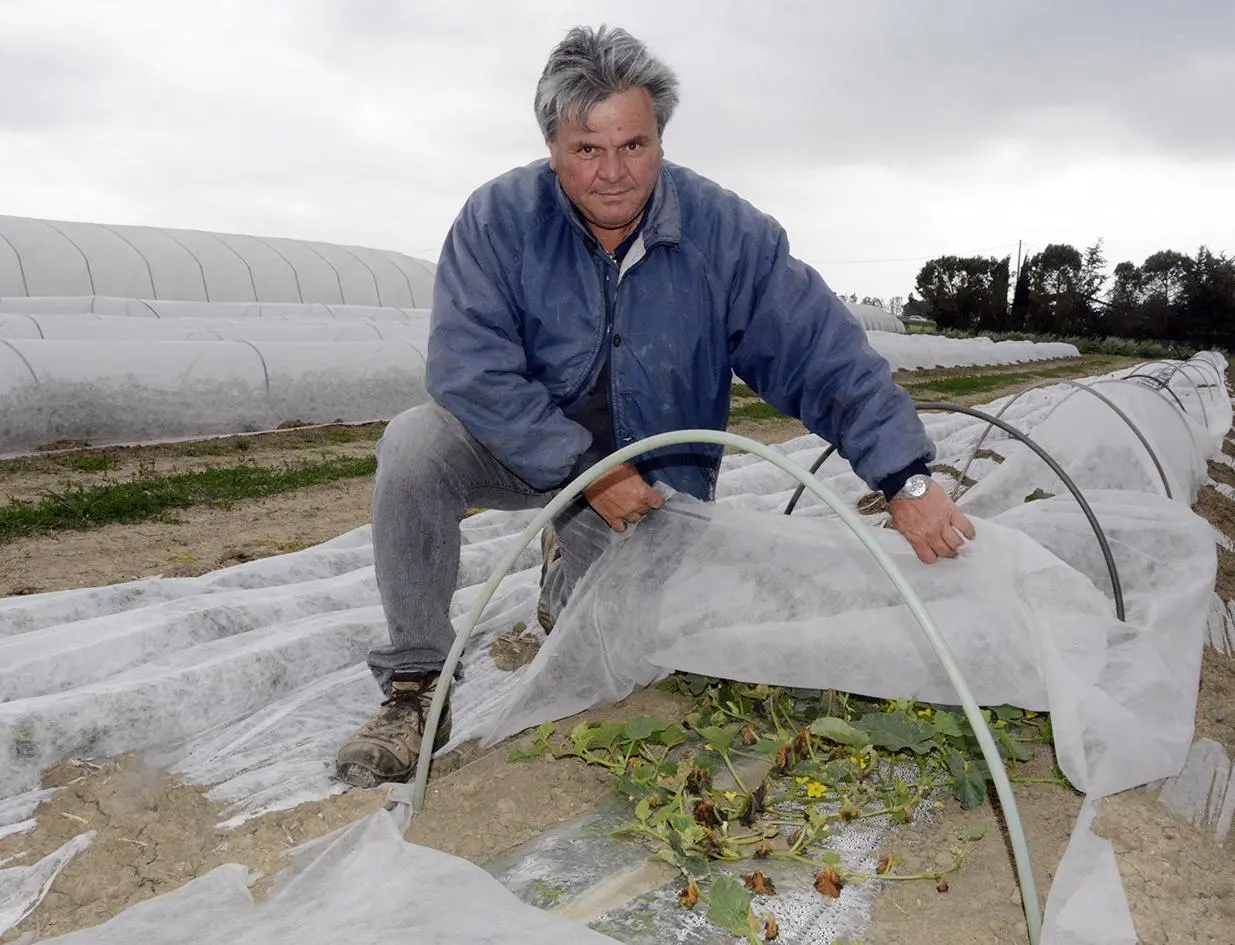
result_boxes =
[0,455,376,544]
[904,372,1028,398]
[729,400,788,422]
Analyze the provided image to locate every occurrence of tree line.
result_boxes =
[899,242,1235,348]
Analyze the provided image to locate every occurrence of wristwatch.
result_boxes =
[893,473,932,501]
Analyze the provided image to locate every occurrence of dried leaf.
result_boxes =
[876,854,892,875]
[679,878,700,909]
[814,866,844,899]
[793,728,811,759]
[763,914,780,941]
[754,840,775,859]
[936,873,950,893]
[686,766,712,794]
[742,871,777,896]
[693,799,721,827]
[741,724,758,746]
[774,743,792,773]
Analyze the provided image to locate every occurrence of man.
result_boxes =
[334,25,975,788]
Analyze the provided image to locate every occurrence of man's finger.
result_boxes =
[941,526,964,552]
[913,539,937,565]
[928,534,957,559]
[952,511,976,540]
[647,490,666,509]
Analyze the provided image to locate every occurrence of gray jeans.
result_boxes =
[366,402,615,692]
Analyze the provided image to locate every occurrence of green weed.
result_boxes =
[0,456,376,544]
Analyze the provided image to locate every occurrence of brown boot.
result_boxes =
[334,671,451,788]
[536,524,561,634]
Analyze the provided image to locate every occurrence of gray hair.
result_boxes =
[534,25,680,141]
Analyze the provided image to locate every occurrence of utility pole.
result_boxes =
[1015,239,1022,278]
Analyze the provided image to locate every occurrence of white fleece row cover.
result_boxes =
[0,355,1225,944]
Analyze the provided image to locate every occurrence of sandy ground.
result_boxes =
[1,359,1231,943]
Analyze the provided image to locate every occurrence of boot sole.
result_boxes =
[335,761,410,789]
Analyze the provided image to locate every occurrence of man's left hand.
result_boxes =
[888,481,976,564]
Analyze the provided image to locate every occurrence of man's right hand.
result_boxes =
[584,462,664,532]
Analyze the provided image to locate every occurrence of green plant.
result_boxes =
[512,678,1057,941]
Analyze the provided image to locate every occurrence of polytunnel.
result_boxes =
[0,296,430,321]
[0,337,430,454]
[0,215,436,307]
[843,301,905,333]
[0,312,431,344]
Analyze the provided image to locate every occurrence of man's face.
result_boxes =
[547,86,662,244]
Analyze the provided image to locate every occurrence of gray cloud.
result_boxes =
[0,31,120,130]
[650,1,1235,170]
[0,0,1231,300]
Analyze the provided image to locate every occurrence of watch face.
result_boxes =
[902,474,930,498]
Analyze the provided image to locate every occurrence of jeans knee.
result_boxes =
[376,402,471,490]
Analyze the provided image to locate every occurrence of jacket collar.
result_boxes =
[551,161,682,250]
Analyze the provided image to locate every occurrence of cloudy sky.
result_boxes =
[5,0,1233,300]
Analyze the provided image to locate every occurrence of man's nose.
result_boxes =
[597,150,625,181]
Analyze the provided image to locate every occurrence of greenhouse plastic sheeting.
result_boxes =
[865,333,1078,369]
[0,215,435,308]
[0,296,431,321]
[0,338,429,453]
[0,313,430,344]
[844,301,905,333]
[1,329,1080,454]
[33,812,620,945]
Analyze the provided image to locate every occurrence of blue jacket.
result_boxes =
[426,160,934,500]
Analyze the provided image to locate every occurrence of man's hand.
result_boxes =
[888,481,976,564]
[585,462,664,532]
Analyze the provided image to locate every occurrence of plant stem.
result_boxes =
[719,750,750,796]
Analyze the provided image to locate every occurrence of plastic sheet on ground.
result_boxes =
[37,812,619,945]
[0,833,93,935]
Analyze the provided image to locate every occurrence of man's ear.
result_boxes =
[546,137,557,172]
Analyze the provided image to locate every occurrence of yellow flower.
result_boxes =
[1025,710,1037,719]
[723,790,738,802]
[806,780,828,798]
[794,777,808,788]
[849,754,869,770]
[916,706,934,718]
